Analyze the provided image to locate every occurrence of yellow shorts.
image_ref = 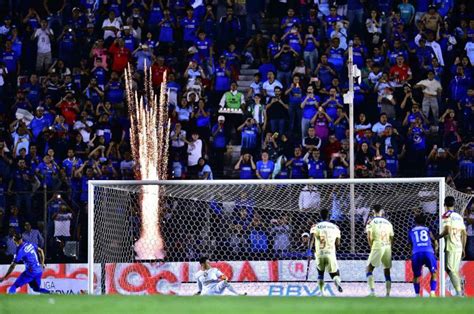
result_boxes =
[446,251,462,273]
[316,253,339,274]
[367,246,392,268]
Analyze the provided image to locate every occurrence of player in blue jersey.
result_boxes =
[409,214,438,297]
[0,233,50,294]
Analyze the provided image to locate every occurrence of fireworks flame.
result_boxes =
[125,62,170,260]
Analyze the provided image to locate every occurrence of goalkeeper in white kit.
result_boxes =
[309,209,343,295]
[195,256,246,296]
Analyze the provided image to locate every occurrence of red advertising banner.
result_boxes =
[0,261,472,297]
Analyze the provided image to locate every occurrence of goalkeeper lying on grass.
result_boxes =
[195,256,246,296]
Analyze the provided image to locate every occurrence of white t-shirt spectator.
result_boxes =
[102,18,121,40]
[54,212,73,237]
[0,67,5,86]
[34,28,53,53]
[372,122,392,135]
[170,129,186,148]
[298,185,320,210]
[73,120,94,143]
[465,41,474,66]
[414,34,445,66]
[368,72,383,85]
[416,78,442,96]
[187,139,202,166]
[271,224,291,252]
[355,122,372,132]
[262,79,283,97]
[12,132,30,156]
[120,159,135,174]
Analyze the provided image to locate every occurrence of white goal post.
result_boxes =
[87,178,457,297]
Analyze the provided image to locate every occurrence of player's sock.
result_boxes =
[430,280,437,293]
[366,272,375,293]
[7,285,18,294]
[223,282,240,296]
[449,273,462,296]
[318,274,325,295]
[385,275,392,296]
[333,276,343,293]
[413,282,420,295]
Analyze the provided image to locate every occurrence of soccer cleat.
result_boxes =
[368,290,375,297]
[241,292,247,296]
[336,284,343,293]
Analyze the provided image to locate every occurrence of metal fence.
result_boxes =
[1,186,83,262]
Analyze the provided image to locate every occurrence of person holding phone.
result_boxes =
[301,86,320,140]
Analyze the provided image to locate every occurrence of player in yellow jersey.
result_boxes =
[365,205,394,296]
[437,196,467,296]
[309,209,343,295]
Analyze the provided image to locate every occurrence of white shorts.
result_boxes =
[201,281,228,295]
[316,253,339,274]
[367,246,392,268]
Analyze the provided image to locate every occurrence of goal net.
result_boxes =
[88,178,465,297]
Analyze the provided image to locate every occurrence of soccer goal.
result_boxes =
[87,178,467,297]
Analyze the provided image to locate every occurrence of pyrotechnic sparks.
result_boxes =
[125,63,170,260]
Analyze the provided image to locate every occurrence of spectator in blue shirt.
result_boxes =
[133,44,153,72]
[238,118,260,156]
[2,40,20,77]
[35,155,59,190]
[248,214,268,256]
[218,7,241,49]
[8,159,33,222]
[281,8,301,34]
[197,157,213,180]
[449,66,470,105]
[256,151,274,179]
[22,222,44,248]
[398,0,416,26]
[58,27,76,68]
[234,153,256,179]
[211,116,228,178]
[181,7,199,47]
[304,149,327,179]
[29,107,52,140]
[286,146,307,179]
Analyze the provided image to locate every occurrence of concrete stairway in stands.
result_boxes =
[237,65,258,94]
[235,17,280,93]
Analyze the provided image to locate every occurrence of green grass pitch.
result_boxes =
[0,295,473,314]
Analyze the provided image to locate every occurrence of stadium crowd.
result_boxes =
[0,0,473,262]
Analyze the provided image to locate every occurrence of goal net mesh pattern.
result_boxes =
[92,181,453,263]
[90,180,473,295]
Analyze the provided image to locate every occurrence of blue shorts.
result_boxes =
[412,252,437,277]
[11,271,42,291]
